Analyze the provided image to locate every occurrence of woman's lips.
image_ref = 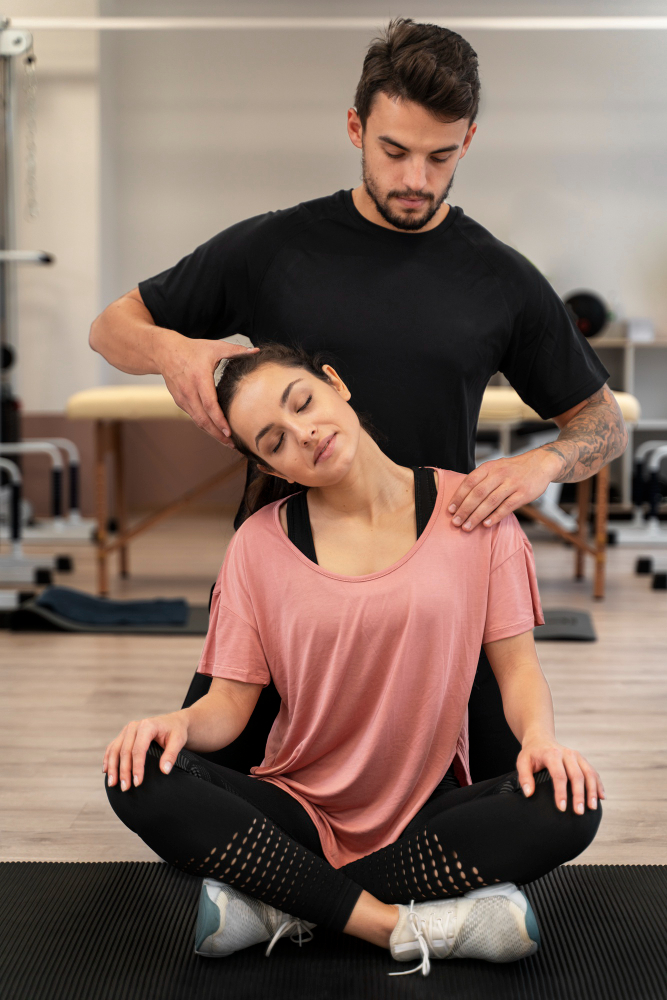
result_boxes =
[315,433,336,465]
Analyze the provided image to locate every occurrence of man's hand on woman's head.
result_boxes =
[447,449,562,531]
[152,330,259,446]
[517,736,605,816]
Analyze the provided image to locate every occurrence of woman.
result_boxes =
[105,343,604,978]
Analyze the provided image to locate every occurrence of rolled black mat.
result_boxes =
[1,862,665,1000]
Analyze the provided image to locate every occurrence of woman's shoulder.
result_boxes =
[233,491,303,543]
[430,466,462,502]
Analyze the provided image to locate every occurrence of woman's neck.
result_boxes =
[307,434,415,525]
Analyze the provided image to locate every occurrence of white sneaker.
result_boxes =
[195,878,316,958]
[388,882,540,977]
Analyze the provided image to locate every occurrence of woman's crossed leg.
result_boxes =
[105,742,601,951]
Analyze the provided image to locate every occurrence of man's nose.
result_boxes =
[402,158,428,192]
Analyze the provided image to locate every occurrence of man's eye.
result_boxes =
[298,395,312,412]
[385,151,403,159]
[432,157,449,164]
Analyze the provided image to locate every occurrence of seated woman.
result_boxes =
[104,342,604,978]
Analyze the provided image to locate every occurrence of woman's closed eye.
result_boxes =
[271,395,312,453]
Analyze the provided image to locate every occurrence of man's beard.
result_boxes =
[362,151,455,232]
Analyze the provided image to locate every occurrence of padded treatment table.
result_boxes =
[66,385,245,595]
[479,387,640,599]
[67,384,639,599]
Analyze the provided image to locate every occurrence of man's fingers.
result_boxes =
[198,378,232,439]
[459,491,515,531]
[447,469,487,515]
[477,494,524,529]
[451,479,507,530]
[171,383,231,445]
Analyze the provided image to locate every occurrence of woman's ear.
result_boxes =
[321,363,351,402]
[257,463,295,485]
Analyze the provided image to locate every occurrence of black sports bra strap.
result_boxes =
[413,466,438,538]
[285,488,319,564]
[286,467,438,564]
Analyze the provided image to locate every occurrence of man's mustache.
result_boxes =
[387,190,435,203]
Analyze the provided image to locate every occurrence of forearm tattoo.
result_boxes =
[541,385,628,484]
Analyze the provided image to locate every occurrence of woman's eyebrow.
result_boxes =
[254,378,304,449]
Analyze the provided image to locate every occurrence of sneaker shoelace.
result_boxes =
[265,916,315,957]
[388,900,457,978]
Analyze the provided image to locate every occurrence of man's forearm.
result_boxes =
[89,291,180,376]
[540,385,628,484]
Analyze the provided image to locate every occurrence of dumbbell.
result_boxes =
[634,557,666,590]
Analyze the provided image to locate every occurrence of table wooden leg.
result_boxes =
[95,421,108,596]
[111,421,129,579]
[575,476,592,580]
[593,463,610,600]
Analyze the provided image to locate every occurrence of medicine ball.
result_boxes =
[564,291,608,338]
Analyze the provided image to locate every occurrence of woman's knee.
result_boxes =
[105,749,176,833]
[530,769,602,859]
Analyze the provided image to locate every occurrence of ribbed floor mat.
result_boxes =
[1,862,665,999]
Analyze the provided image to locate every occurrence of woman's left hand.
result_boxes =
[517,736,606,815]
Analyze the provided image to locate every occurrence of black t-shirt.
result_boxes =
[139,188,609,479]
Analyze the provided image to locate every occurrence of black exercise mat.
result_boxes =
[8,602,209,634]
[1,862,665,1000]
[535,608,597,642]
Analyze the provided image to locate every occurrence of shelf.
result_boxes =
[591,338,667,348]
[635,420,667,430]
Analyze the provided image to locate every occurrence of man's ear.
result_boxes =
[257,463,295,485]
[459,121,477,160]
[347,107,363,150]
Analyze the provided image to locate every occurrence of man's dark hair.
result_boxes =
[354,17,480,127]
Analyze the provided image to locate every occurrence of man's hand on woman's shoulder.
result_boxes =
[447,450,560,532]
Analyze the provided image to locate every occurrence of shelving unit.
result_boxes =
[586,325,667,505]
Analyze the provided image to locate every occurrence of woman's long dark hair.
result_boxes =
[216,342,384,523]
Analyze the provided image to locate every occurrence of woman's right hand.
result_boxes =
[103,711,190,791]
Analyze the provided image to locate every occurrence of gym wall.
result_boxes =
[10,0,667,512]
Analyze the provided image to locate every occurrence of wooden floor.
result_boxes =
[1,510,666,866]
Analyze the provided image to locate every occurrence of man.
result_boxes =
[90,18,627,782]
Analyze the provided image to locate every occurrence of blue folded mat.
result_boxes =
[35,587,189,626]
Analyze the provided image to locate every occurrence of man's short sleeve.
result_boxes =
[482,514,545,645]
[499,253,610,419]
[137,213,274,341]
[196,532,271,687]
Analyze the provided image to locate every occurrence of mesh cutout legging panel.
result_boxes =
[106,741,602,934]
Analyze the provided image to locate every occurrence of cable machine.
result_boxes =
[0,19,82,591]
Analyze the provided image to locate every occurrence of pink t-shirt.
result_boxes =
[197,467,544,868]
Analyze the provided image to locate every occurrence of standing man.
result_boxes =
[90,18,627,782]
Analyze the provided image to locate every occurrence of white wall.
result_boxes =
[11,0,100,412]
[8,1,667,408]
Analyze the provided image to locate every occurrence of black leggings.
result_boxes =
[107,741,602,934]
